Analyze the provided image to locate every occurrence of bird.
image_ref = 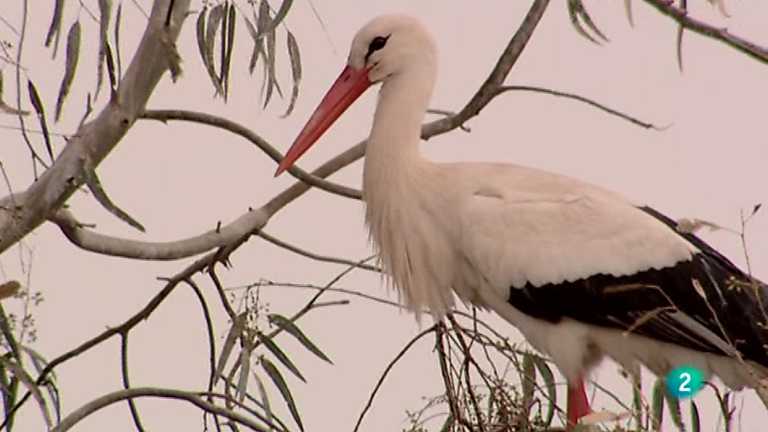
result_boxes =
[274,14,768,430]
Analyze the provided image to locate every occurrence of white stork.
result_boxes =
[275,14,768,429]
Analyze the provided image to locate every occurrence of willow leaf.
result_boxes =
[114,2,123,79]
[221,3,236,100]
[262,357,303,431]
[532,356,556,427]
[45,0,66,54]
[95,0,113,101]
[204,4,226,96]
[0,357,51,428]
[236,344,252,402]
[27,80,53,162]
[690,400,700,432]
[256,0,294,38]
[268,314,331,364]
[83,167,145,232]
[651,378,665,431]
[0,72,29,116]
[281,30,302,117]
[252,372,274,431]
[56,21,81,121]
[214,312,246,385]
[257,332,305,382]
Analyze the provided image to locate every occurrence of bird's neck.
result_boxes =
[363,67,435,191]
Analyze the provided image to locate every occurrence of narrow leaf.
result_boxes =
[631,369,644,430]
[690,400,700,432]
[255,0,294,38]
[222,3,237,100]
[215,312,246,385]
[21,346,60,423]
[651,378,665,431]
[532,356,556,427]
[45,0,66,51]
[281,30,302,117]
[752,203,762,216]
[114,3,123,79]
[0,358,52,428]
[520,353,536,418]
[567,0,608,45]
[83,167,145,232]
[0,72,29,115]
[204,4,226,96]
[268,314,331,364]
[56,21,82,122]
[252,372,274,431]
[236,345,252,402]
[624,0,634,27]
[95,0,113,101]
[27,80,53,162]
[243,15,263,74]
[664,387,685,431]
[257,332,305,382]
[262,357,303,431]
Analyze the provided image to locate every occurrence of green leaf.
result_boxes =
[0,357,52,428]
[0,72,29,116]
[520,352,536,427]
[624,0,634,27]
[236,344,252,402]
[268,314,331,364]
[281,30,302,117]
[257,331,305,382]
[252,371,274,431]
[664,386,685,431]
[203,5,226,96]
[215,312,246,385]
[531,356,556,427]
[651,378,665,431]
[262,356,304,431]
[114,3,123,79]
[27,80,53,162]
[631,369,644,430]
[56,21,81,122]
[567,0,608,45]
[45,0,66,52]
[21,346,60,423]
[256,0,294,38]
[690,400,700,432]
[221,3,237,100]
[95,0,113,101]
[83,167,145,232]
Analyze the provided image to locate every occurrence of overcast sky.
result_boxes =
[1,0,767,431]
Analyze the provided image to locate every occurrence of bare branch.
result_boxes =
[49,207,270,261]
[52,387,271,432]
[0,0,192,254]
[642,0,768,65]
[140,109,363,200]
[495,85,661,129]
[256,231,381,272]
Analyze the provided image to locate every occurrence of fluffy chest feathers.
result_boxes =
[363,161,462,319]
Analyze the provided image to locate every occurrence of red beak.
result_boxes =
[275,65,372,176]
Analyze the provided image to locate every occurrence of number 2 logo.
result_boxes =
[667,366,704,399]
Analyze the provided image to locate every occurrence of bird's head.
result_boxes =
[275,14,436,176]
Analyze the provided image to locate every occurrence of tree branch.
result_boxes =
[0,0,192,254]
[140,109,363,200]
[642,0,768,64]
[51,387,271,432]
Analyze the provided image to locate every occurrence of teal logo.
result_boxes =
[666,365,704,399]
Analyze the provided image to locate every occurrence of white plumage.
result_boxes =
[276,14,768,429]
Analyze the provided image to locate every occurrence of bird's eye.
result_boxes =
[365,35,390,63]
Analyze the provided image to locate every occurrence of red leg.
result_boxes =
[566,378,592,431]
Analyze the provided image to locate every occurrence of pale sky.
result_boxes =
[1,1,767,431]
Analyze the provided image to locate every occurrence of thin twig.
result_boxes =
[120,333,146,432]
[642,0,768,65]
[495,85,661,129]
[353,325,437,432]
[257,231,381,272]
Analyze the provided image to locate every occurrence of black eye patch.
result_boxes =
[365,35,390,63]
